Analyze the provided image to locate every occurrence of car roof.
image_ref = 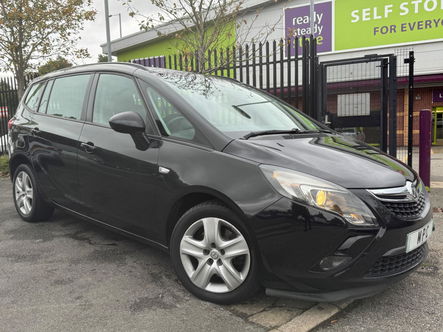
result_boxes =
[32,62,146,82]
[32,62,236,85]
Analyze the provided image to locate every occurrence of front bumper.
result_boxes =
[252,196,432,301]
[266,282,390,302]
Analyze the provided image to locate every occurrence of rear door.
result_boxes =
[29,74,93,209]
[76,73,162,239]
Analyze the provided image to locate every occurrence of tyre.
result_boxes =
[170,201,260,304]
[13,164,54,222]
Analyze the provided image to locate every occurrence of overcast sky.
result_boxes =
[77,0,157,64]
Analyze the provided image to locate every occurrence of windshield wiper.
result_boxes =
[301,129,334,134]
[232,105,251,119]
[243,129,301,139]
[242,128,333,139]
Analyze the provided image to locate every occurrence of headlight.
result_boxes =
[260,165,376,226]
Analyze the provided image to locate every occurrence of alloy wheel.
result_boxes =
[179,217,251,293]
[15,171,34,215]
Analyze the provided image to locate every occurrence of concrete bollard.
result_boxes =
[419,109,432,189]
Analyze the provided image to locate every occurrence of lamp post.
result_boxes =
[109,13,122,38]
[104,0,112,62]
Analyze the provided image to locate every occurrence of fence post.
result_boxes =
[388,55,397,157]
[405,51,415,167]
[380,58,389,153]
[294,37,299,108]
[419,109,432,189]
[302,37,307,114]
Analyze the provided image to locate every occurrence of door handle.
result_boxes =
[31,127,40,135]
[80,142,96,153]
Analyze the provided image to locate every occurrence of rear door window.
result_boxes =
[24,82,45,111]
[46,74,91,120]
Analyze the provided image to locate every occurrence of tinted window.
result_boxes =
[38,80,54,113]
[146,87,195,140]
[93,74,147,127]
[46,75,91,120]
[24,82,45,111]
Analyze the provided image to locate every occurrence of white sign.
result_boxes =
[337,93,370,117]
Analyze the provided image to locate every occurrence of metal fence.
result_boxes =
[0,41,416,167]
[131,36,319,118]
[0,75,35,155]
[132,38,418,166]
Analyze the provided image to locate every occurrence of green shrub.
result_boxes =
[0,155,9,176]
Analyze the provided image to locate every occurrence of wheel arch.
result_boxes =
[8,153,32,181]
[165,187,248,246]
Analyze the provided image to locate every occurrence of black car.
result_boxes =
[7,63,433,304]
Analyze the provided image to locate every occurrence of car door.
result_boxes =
[76,73,162,239]
[26,74,93,209]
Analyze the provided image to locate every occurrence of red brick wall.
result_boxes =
[400,87,443,146]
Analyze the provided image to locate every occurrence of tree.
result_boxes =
[38,56,72,75]
[0,0,96,98]
[98,54,108,63]
[125,0,277,73]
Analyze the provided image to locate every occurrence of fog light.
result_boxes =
[318,255,351,271]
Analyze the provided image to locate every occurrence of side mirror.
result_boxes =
[109,111,146,134]
[109,111,150,151]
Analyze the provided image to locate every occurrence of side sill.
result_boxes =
[52,201,169,252]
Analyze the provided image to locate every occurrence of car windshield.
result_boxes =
[151,71,324,139]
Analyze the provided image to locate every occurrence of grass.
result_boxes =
[0,154,9,176]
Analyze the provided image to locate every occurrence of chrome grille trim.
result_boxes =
[367,180,420,203]
[368,180,429,219]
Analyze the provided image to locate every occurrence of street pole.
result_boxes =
[118,13,122,38]
[110,13,123,38]
[104,0,112,62]
[310,0,315,36]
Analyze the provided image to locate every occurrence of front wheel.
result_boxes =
[170,201,260,304]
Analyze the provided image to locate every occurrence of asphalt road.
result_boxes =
[315,189,443,332]
[0,177,268,332]
[1,175,442,331]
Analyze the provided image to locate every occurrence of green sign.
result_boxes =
[335,0,443,51]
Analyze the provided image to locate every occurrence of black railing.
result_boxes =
[0,74,35,154]
[131,36,319,118]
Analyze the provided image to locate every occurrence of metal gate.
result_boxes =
[319,52,415,166]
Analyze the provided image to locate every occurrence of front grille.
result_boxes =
[366,245,427,278]
[368,181,428,220]
[382,192,426,219]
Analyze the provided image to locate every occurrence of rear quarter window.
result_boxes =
[24,82,45,111]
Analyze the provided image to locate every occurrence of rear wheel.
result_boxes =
[170,201,260,304]
[13,164,54,222]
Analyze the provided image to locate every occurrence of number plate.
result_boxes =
[406,220,433,253]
